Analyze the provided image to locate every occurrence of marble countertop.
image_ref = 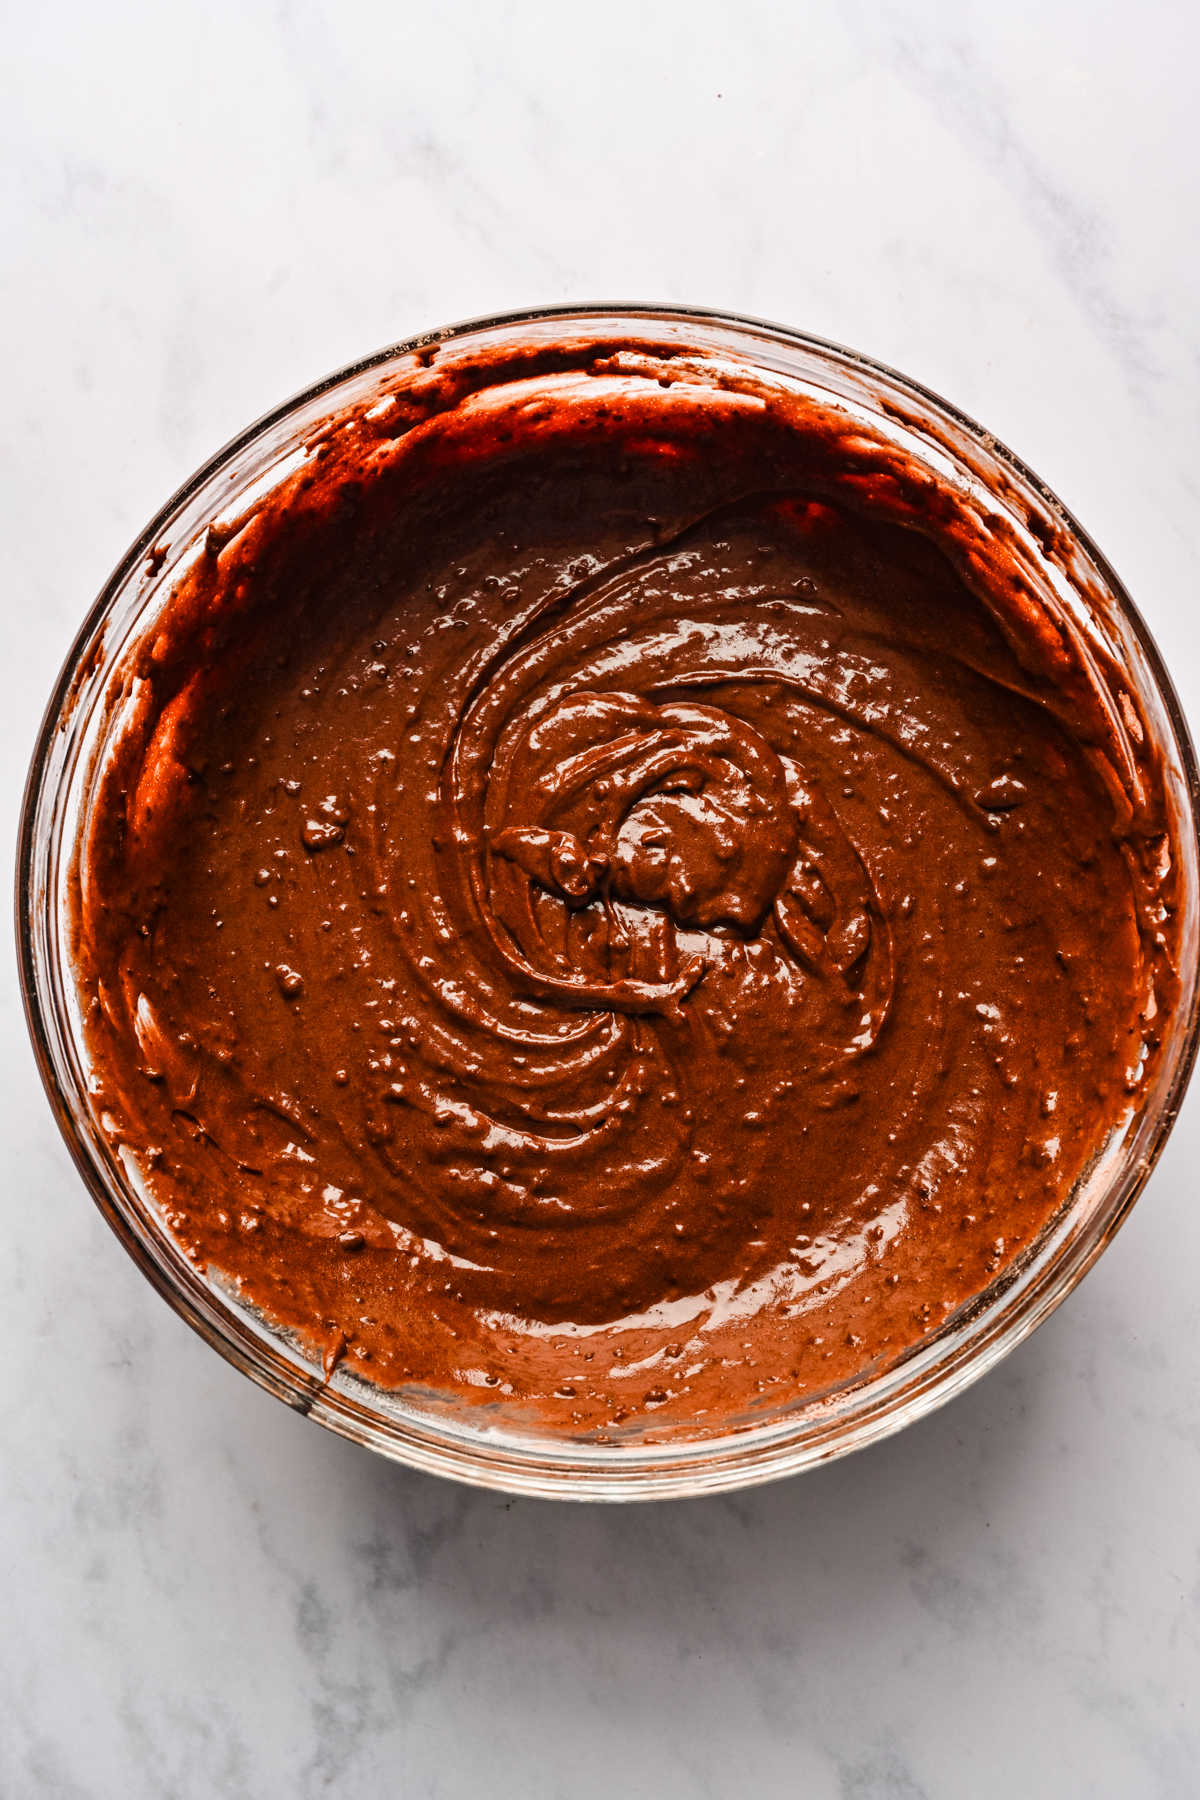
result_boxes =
[4,3,1199,1794]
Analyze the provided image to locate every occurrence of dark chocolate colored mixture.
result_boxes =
[76,341,1180,1438]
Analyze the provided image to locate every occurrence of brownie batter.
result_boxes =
[75,337,1181,1439]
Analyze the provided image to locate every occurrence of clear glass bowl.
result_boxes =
[17,306,1200,1500]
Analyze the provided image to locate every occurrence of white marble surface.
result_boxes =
[4,2,1200,1793]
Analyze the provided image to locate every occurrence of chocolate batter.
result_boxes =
[75,338,1181,1439]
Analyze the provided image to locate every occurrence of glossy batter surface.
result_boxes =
[76,346,1180,1438]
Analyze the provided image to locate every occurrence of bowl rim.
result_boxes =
[16,301,1200,1500]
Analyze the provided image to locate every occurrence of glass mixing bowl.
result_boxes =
[17,306,1200,1499]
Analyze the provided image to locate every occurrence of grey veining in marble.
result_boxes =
[3,2,1199,1794]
